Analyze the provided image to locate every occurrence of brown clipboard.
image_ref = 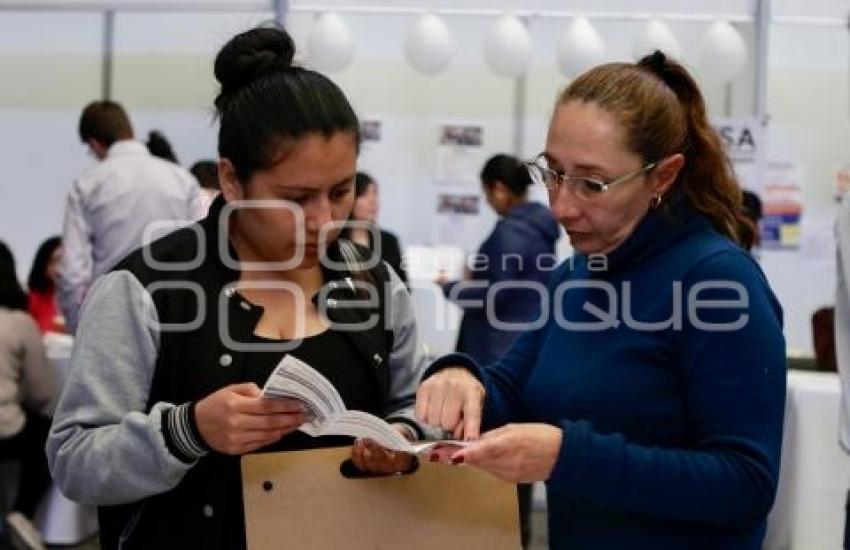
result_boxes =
[242,446,520,549]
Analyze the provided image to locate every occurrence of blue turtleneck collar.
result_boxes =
[583,200,715,276]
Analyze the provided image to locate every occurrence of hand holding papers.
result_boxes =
[261,355,468,454]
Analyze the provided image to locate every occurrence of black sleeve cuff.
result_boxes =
[161,402,210,464]
[422,352,484,383]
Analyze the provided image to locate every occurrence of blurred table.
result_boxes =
[33,333,98,545]
[765,370,849,549]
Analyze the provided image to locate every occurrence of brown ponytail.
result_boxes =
[558,51,754,248]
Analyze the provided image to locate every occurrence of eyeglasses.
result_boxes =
[524,153,658,200]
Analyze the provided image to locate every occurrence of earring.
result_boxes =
[650,194,662,210]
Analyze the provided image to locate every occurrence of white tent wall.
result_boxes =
[288,0,756,15]
[761,19,849,357]
[0,11,101,293]
[0,1,847,354]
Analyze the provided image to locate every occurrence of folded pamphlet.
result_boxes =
[261,355,468,454]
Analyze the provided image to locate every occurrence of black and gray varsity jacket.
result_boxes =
[46,196,435,549]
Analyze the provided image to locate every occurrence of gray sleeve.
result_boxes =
[58,182,93,333]
[18,314,57,416]
[46,270,195,506]
[382,265,443,440]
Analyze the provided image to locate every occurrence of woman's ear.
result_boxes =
[651,153,685,197]
[218,158,244,202]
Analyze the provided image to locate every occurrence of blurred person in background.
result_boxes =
[342,171,409,284]
[59,101,202,332]
[441,154,559,366]
[26,236,64,334]
[0,241,56,550]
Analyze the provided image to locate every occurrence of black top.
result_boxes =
[371,229,408,286]
[340,224,408,285]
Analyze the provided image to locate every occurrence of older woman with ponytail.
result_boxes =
[417,51,785,549]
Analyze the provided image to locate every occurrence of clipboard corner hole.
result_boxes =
[338,456,420,479]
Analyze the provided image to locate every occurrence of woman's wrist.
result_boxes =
[161,401,210,464]
[423,353,482,382]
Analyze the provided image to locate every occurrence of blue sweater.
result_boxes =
[428,207,786,549]
[443,201,559,365]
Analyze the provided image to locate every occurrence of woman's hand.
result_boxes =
[350,440,414,475]
[416,368,485,440]
[195,383,306,455]
[350,425,415,475]
[432,423,563,484]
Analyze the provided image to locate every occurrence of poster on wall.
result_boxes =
[761,161,803,250]
[798,217,836,273]
[435,123,484,185]
[357,118,383,171]
[435,192,481,250]
[711,117,765,193]
[361,119,382,144]
[834,162,850,201]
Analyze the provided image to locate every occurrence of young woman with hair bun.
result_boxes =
[47,27,433,550]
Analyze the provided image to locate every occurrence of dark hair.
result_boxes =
[190,160,220,190]
[559,50,752,248]
[147,130,179,164]
[480,154,532,196]
[741,190,763,222]
[0,241,27,311]
[340,172,376,236]
[78,100,133,147]
[213,26,360,183]
[354,172,375,198]
[27,236,61,293]
[740,190,762,251]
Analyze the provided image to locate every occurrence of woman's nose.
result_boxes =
[304,195,333,234]
[549,186,583,223]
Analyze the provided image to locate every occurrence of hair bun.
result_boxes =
[214,27,295,107]
[637,50,668,75]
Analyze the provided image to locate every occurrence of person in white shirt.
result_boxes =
[58,101,203,332]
